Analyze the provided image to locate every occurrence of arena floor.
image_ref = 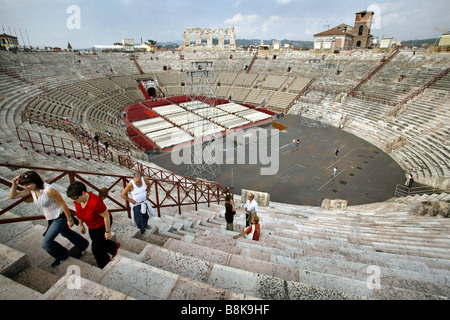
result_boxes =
[148,115,407,206]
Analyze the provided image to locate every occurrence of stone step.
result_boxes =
[0,274,43,300]
[165,221,450,298]
[99,255,256,300]
[124,217,448,299]
[117,230,366,299]
[41,273,133,300]
[0,225,257,300]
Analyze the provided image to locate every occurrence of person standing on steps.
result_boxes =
[224,194,236,231]
[9,171,89,268]
[244,193,258,227]
[66,181,120,269]
[121,171,156,234]
[407,175,414,189]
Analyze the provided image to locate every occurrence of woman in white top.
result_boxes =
[9,171,89,267]
[245,193,258,227]
[121,171,155,234]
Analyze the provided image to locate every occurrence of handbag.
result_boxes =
[247,209,257,223]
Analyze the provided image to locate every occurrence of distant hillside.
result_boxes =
[158,39,314,49]
[157,38,439,51]
[401,38,440,47]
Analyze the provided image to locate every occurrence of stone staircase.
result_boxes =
[1,49,449,301]
[1,187,449,300]
[0,127,448,300]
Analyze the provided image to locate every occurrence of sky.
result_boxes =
[1,0,448,49]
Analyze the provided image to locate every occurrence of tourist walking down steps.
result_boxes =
[9,171,89,268]
[67,181,120,269]
[121,171,156,234]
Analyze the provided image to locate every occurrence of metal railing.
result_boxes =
[394,184,447,198]
[0,164,233,224]
[348,49,399,96]
[16,126,114,162]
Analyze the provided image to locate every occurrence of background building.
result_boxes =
[313,10,375,50]
[352,10,375,48]
[313,24,354,50]
[0,33,19,50]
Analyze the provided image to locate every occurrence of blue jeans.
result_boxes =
[133,205,149,234]
[42,213,89,261]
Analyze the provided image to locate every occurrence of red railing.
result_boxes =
[16,126,114,162]
[133,58,145,75]
[348,49,400,96]
[0,164,233,224]
[246,50,258,74]
[399,67,450,105]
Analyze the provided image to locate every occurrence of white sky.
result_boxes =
[1,0,448,48]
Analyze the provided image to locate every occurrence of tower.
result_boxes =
[353,10,374,49]
[185,61,222,181]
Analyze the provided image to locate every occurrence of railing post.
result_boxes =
[39,132,46,153]
[68,172,76,184]
[194,182,198,211]
[177,182,181,215]
[154,182,161,217]
[123,177,131,219]
[217,186,220,204]
[27,130,34,150]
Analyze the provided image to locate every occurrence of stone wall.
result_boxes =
[241,189,270,207]
[183,27,236,49]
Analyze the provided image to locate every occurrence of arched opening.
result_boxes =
[356,40,362,47]
[224,35,230,46]
[212,35,219,46]
[358,25,364,36]
[147,87,157,97]
[189,35,196,46]
[201,35,207,46]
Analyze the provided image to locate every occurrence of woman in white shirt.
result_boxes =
[9,171,89,267]
[245,193,258,227]
[121,171,155,234]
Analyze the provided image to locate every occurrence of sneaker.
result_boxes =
[73,250,85,259]
[51,258,66,268]
[111,242,120,259]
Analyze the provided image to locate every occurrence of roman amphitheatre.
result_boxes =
[0,26,449,302]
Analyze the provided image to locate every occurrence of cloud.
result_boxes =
[275,0,294,4]
[224,13,259,24]
[224,13,260,36]
[262,15,284,34]
[303,18,322,37]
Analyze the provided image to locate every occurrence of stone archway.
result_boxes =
[183,27,236,49]
[147,87,156,97]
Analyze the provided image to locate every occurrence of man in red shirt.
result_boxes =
[233,216,260,241]
[67,181,120,269]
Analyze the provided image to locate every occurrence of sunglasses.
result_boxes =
[71,195,81,201]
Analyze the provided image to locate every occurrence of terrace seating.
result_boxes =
[216,72,238,86]
[243,89,274,106]
[1,167,448,300]
[266,92,298,111]
[1,49,449,301]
